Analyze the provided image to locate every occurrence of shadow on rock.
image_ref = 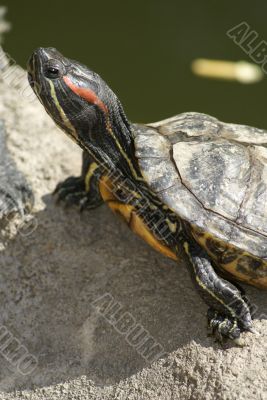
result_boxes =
[0,195,266,391]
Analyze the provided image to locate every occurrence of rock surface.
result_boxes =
[0,60,266,400]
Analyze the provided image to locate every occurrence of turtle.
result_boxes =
[0,119,33,225]
[27,47,267,341]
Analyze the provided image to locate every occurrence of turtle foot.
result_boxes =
[54,176,88,209]
[207,308,254,342]
[53,176,102,211]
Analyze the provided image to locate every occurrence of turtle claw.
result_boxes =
[53,176,102,211]
[54,177,88,210]
[207,309,254,342]
[59,191,90,210]
[246,326,259,335]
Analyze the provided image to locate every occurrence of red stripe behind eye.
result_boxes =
[63,76,108,114]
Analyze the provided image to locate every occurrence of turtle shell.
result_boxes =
[133,112,267,286]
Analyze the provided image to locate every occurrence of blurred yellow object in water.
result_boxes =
[191,59,264,84]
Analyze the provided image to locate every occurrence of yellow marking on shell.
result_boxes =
[85,162,98,192]
[99,175,178,261]
[48,80,78,140]
[222,254,267,289]
[191,227,267,289]
[129,208,178,261]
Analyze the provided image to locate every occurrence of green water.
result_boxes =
[4,0,267,128]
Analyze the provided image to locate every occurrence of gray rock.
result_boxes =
[0,119,33,227]
[0,56,266,400]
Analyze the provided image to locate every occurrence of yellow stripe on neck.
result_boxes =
[48,80,78,140]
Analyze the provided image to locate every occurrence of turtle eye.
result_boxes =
[46,67,59,78]
[44,59,65,79]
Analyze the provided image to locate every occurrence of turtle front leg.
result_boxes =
[182,240,253,341]
[54,151,103,211]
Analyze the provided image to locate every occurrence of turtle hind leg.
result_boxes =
[182,239,253,341]
[54,151,103,211]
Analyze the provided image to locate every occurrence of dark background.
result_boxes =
[4,0,267,127]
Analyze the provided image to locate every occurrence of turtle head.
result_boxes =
[27,47,136,174]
